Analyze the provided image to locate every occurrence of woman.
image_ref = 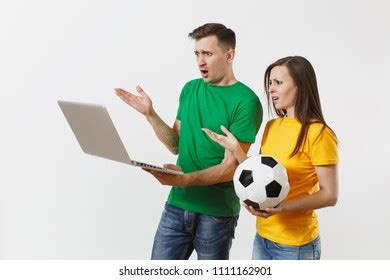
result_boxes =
[202,56,339,260]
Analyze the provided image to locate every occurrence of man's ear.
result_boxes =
[227,49,235,63]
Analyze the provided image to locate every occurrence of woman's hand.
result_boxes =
[243,202,284,218]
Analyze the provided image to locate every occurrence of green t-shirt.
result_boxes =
[167,78,262,217]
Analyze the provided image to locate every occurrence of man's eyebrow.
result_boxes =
[194,49,212,53]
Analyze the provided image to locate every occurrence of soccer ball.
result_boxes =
[233,154,290,210]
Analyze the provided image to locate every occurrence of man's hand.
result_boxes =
[202,126,248,163]
[202,125,240,154]
[115,86,179,155]
[143,164,189,187]
[115,86,153,117]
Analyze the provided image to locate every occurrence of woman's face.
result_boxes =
[268,65,298,114]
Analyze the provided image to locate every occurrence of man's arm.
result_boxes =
[147,142,252,186]
[115,87,179,155]
[185,142,251,185]
[146,111,180,155]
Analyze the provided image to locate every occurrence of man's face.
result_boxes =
[194,35,233,85]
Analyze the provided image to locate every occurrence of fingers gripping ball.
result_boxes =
[233,154,290,210]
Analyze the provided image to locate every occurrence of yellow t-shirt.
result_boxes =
[257,116,338,246]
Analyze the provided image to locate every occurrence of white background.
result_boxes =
[0,0,388,259]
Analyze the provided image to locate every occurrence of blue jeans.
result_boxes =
[252,233,321,260]
[151,203,238,260]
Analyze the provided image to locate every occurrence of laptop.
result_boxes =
[58,100,183,175]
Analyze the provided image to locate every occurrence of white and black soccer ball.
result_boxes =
[233,154,290,210]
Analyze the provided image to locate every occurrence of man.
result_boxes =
[115,23,262,260]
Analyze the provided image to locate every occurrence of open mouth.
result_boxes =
[272,96,279,103]
[200,70,209,78]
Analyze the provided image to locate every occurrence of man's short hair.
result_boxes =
[189,23,236,50]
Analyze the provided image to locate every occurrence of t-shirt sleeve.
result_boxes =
[309,126,339,166]
[259,120,272,154]
[176,82,189,121]
[229,97,262,143]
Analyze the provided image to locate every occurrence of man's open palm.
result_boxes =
[115,86,153,116]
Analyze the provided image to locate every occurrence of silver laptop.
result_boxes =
[58,100,183,175]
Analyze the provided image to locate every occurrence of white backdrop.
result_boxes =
[0,0,389,259]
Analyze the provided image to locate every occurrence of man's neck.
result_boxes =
[212,72,237,86]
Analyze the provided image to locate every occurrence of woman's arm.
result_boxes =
[245,164,339,218]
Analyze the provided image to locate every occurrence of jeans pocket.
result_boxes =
[205,215,236,223]
[199,215,238,240]
[271,240,297,251]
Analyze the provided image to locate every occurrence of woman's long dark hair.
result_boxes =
[264,56,336,157]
